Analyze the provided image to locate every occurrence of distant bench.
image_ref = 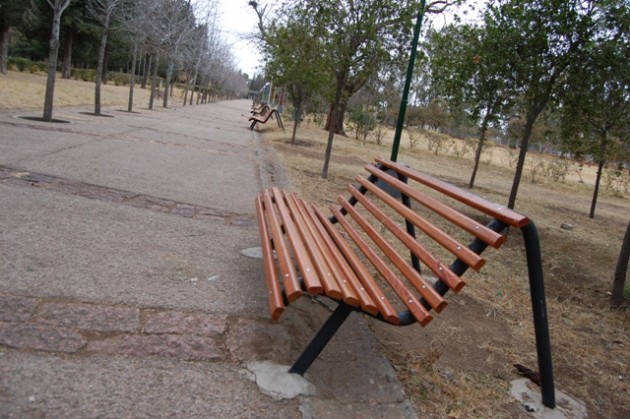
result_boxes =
[249,105,284,131]
[254,157,556,408]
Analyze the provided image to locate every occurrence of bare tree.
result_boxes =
[183,3,219,107]
[42,0,72,121]
[88,0,120,116]
[119,0,153,112]
[155,0,197,108]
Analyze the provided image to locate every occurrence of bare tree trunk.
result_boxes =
[612,221,630,306]
[291,102,303,144]
[43,1,71,122]
[469,128,487,189]
[183,74,190,106]
[321,78,345,178]
[127,36,139,112]
[149,53,159,110]
[1,25,11,75]
[61,29,73,79]
[590,133,608,219]
[163,61,173,108]
[508,114,536,209]
[94,24,110,115]
[141,53,150,89]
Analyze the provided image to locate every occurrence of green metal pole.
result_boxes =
[390,0,427,162]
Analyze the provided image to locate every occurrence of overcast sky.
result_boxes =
[213,0,484,76]
[216,0,263,76]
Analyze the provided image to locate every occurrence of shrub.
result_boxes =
[108,71,130,86]
[7,58,47,73]
[8,57,30,72]
[545,158,570,182]
[425,130,453,156]
[71,68,96,82]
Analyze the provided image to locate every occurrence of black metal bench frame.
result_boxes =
[255,158,556,408]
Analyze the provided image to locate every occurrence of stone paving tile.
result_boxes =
[0,166,253,225]
[171,203,196,218]
[0,323,86,353]
[37,302,140,332]
[144,311,227,336]
[86,333,223,361]
[225,318,293,364]
[0,295,38,322]
[125,195,173,213]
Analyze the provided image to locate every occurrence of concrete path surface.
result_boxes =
[0,101,417,418]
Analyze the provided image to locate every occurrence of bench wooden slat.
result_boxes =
[377,158,530,228]
[356,176,485,272]
[270,188,324,295]
[312,206,393,320]
[261,190,303,302]
[290,195,365,308]
[366,165,506,248]
[283,192,345,301]
[347,184,464,296]
[332,202,433,326]
[255,196,286,320]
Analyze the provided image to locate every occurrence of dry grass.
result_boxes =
[258,117,629,419]
[0,70,173,111]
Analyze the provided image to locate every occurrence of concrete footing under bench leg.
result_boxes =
[510,379,587,419]
[246,361,315,400]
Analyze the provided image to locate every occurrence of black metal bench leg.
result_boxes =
[289,303,353,376]
[522,222,556,409]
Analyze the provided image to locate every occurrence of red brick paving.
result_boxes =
[0,293,236,362]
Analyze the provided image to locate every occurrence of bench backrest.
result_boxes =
[326,157,529,326]
[287,159,528,325]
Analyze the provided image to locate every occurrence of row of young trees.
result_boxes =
[251,0,629,215]
[426,0,630,215]
[0,0,249,120]
[250,0,460,178]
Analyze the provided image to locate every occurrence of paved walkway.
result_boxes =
[0,101,416,418]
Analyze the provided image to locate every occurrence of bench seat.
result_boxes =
[249,107,284,130]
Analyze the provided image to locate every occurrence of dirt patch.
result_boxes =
[261,117,629,418]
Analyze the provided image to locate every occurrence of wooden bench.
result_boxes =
[254,157,556,408]
[249,107,284,131]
